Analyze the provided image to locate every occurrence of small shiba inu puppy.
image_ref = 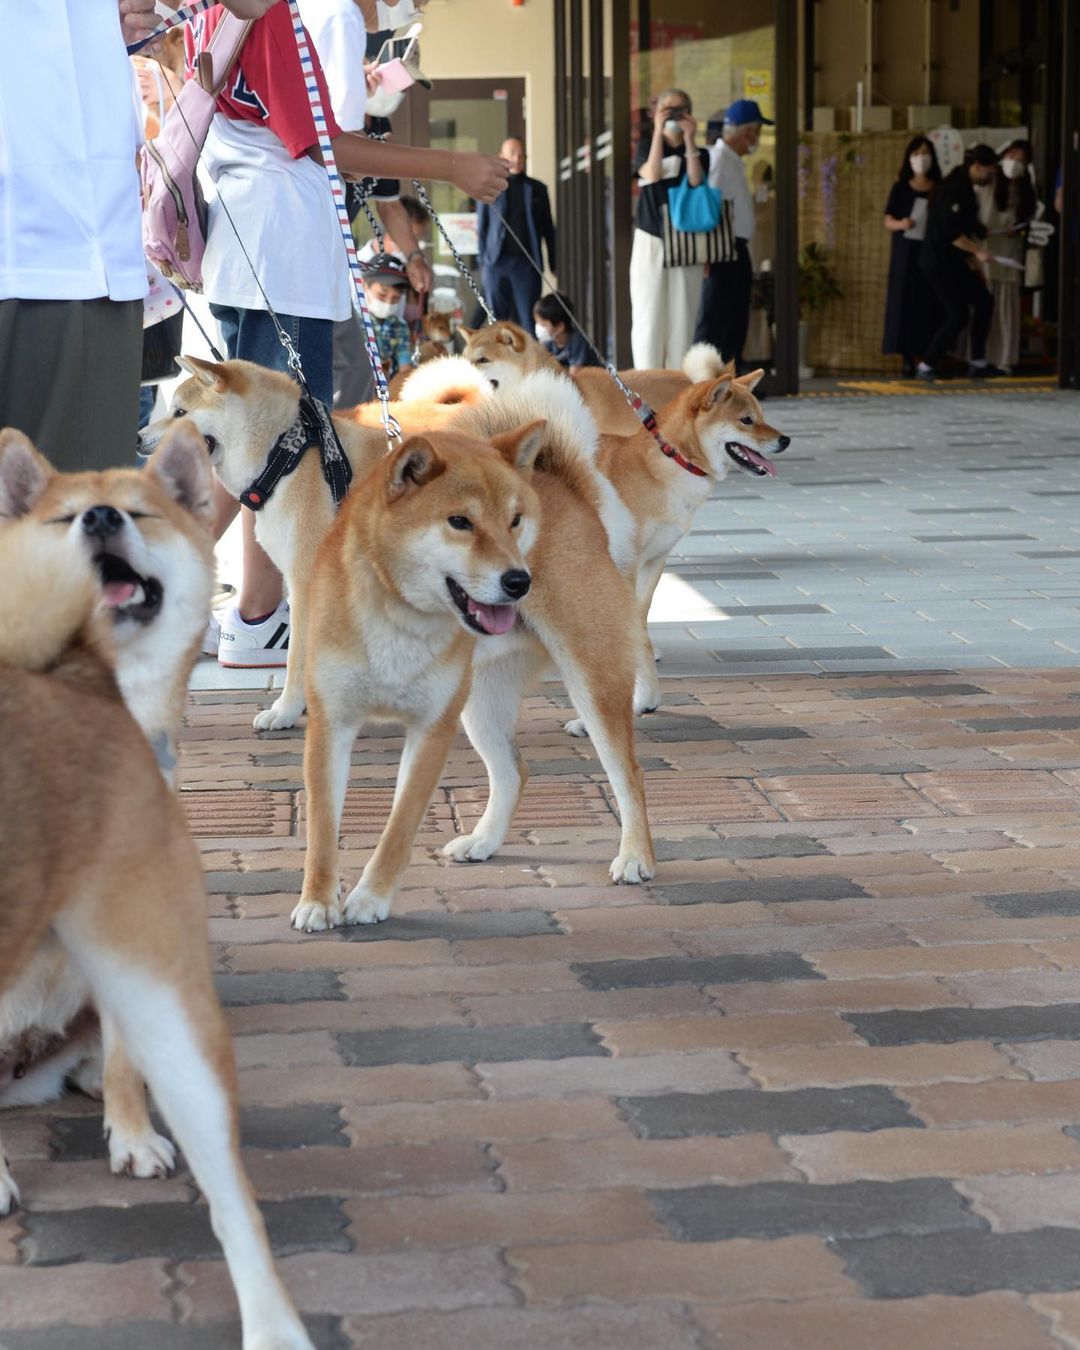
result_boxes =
[0,486,313,1349]
[0,423,213,1197]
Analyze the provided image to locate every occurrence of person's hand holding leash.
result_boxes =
[450,154,511,205]
[406,251,433,294]
[118,0,157,45]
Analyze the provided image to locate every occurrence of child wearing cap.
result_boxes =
[363,255,414,381]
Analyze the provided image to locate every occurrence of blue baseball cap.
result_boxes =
[725,98,774,127]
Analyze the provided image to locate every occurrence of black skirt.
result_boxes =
[882,182,942,360]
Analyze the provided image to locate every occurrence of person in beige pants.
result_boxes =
[630,88,709,369]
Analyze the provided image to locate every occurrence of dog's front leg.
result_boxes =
[443,652,529,863]
[64,929,313,1350]
[101,1016,176,1179]
[345,690,467,924]
[254,569,311,734]
[292,691,358,932]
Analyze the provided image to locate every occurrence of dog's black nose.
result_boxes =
[777,435,791,451]
[81,505,124,538]
[501,569,531,599]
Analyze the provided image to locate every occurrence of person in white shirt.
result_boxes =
[693,98,770,371]
[0,0,275,473]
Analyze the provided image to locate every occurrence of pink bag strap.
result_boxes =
[194,12,254,99]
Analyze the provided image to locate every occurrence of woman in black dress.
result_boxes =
[882,136,943,377]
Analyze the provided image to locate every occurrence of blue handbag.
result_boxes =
[668,177,722,233]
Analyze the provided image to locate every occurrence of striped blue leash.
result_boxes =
[285,0,401,449]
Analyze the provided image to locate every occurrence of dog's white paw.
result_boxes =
[652,643,663,663]
[634,695,660,716]
[442,831,500,863]
[108,1127,176,1179]
[253,698,303,733]
[564,717,590,738]
[69,1054,104,1099]
[291,896,342,932]
[610,851,655,885]
[343,884,392,925]
[0,1161,20,1215]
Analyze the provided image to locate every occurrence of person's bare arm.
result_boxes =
[330,135,509,204]
[885,214,914,232]
[953,234,991,263]
[682,118,703,187]
[375,199,434,293]
[637,108,668,186]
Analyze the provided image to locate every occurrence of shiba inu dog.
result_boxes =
[0,423,214,1200]
[147,357,654,902]
[583,367,791,728]
[293,423,547,931]
[450,319,725,436]
[0,474,313,1349]
[141,358,488,734]
[402,353,792,732]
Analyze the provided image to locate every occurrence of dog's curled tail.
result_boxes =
[397,356,493,406]
[682,343,730,384]
[0,523,104,673]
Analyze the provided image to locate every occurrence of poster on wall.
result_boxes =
[438,212,479,256]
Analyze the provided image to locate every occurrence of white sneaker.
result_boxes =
[217,601,290,669]
[201,612,221,657]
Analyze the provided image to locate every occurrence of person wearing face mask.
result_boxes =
[692,99,770,370]
[915,144,998,382]
[477,138,557,330]
[360,255,414,380]
[533,292,598,375]
[975,141,1037,374]
[631,89,711,369]
[883,136,943,378]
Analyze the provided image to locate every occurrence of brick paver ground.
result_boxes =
[6,390,1080,1348]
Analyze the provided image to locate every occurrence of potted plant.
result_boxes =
[797,242,843,379]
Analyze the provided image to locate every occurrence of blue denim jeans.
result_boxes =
[209,305,333,405]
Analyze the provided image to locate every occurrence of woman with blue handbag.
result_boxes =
[630,89,719,369]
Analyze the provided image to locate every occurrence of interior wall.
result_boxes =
[812,0,981,127]
[419,0,557,202]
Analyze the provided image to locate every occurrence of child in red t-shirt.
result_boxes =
[187,3,508,664]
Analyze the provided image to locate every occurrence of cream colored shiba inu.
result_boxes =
[0,465,313,1349]
[141,359,487,735]
[449,319,725,435]
[0,424,215,1203]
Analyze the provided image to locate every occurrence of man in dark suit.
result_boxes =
[477,137,556,328]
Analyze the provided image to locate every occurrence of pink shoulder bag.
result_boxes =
[139,13,252,291]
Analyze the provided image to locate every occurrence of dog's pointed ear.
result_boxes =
[699,375,734,408]
[458,325,475,342]
[0,428,54,521]
[145,418,215,526]
[177,355,233,392]
[736,368,765,393]
[387,436,445,500]
[491,418,547,475]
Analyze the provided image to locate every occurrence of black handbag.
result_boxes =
[140,312,183,385]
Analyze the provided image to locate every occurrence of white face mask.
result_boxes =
[909,153,933,176]
[1001,157,1026,180]
[366,294,401,320]
[377,2,423,29]
[534,323,553,344]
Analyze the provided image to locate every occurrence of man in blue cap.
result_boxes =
[694,98,772,370]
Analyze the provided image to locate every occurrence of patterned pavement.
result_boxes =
[5,390,1080,1348]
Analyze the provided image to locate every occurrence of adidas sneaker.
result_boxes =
[217,600,290,669]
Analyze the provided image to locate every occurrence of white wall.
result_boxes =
[419,0,558,201]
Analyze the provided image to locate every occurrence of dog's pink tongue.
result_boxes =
[103,581,137,606]
[744,448,777,478]
[467,598,516,635]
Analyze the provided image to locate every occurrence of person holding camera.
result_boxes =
[630,88,709,369]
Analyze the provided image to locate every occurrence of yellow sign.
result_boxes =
[744,69,771,97]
